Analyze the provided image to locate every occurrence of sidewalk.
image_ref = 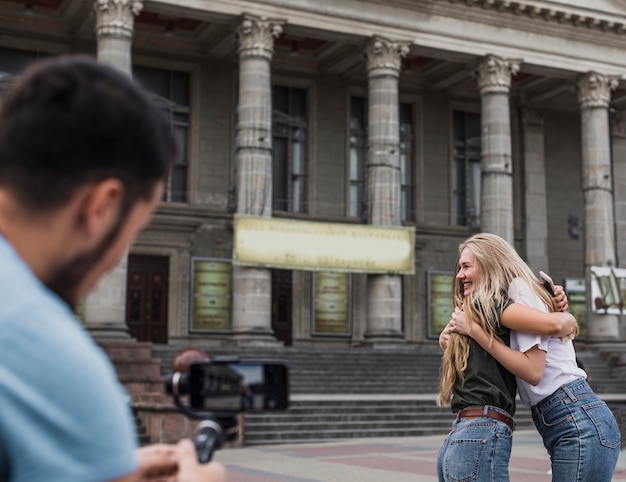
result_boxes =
[214,430,626,481]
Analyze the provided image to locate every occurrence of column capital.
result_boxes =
[365,36,410,78]
[521,107,544,127]
[476,54,521,94]
[577,72,619,108]
[94,0,143,39]
[236,14,284,61]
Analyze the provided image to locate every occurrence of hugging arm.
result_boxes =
[448,307,547,385]
[499,301,577,338]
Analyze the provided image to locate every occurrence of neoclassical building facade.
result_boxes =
[1,0,626,348]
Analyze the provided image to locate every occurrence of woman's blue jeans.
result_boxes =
[437,405,513,482]
[531,377,620,482]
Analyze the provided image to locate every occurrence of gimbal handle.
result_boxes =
[174,397,239,463]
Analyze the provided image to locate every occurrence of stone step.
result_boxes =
[124,381,167,399]
[241,398,534,445]
[99,341,156,361]
[292,383,438,393]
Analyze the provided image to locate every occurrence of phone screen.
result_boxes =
[188,361,289,412]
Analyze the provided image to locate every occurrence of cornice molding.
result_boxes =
[443,0,626,35]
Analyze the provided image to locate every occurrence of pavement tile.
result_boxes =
[215,430,626,482]
[329,454,423,473]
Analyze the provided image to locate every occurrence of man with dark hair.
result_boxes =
[0,56,225,482]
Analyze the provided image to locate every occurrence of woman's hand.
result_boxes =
[553,285,569,312]
[448,307,472,336]
[439,322,453,350]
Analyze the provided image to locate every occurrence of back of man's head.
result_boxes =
[0,55,176,213]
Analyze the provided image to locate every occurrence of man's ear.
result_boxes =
[78,179,124,240]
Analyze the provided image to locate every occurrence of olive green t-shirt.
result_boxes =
[450,299,517,416]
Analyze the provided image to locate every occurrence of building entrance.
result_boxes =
[126,254,169,343]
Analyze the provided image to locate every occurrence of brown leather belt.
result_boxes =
[458,406,516,431]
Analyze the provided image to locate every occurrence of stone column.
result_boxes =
[612,112,626,269]
[521,108,549,273]
[231,14,283,344]
[94,0,142,75]
[577,72,620,341]
[363,36,409,345]
[83,0,142,339]
[476,55,521,244]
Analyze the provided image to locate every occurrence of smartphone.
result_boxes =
[539,270,556,296]
[188,360,289,412]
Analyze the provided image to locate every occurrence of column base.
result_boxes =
[228,328,282,347]
[586,313,620,341]
[87,322,133,341]
[362,331,406,348]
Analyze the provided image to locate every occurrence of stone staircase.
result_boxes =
[91,342,626,447]
[95,342,626,447]
[151,345,538,445]
[577,349,626,393]
[96,340,164,446]
[243,397,534,445]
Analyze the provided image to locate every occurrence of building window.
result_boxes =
[350,98,413,222]
[399,103,413,222]
[272,86,307,213]
[0,47,41,92]
[452,110,481,230]
[349,96,367,220]
[0,47,40,76]
[134,66,190,203]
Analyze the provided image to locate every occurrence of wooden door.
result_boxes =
[126,255,169,343]
[271,269,293,346]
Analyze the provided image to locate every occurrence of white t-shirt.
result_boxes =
[508,278,586,407]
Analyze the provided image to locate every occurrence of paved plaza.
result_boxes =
[215,430,626,482]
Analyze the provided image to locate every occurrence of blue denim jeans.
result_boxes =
[531,378,620,482]
[437,405,513,482]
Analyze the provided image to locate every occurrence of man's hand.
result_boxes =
[134,444,178,481]
[133,440,227,482]
[175,439,227,482]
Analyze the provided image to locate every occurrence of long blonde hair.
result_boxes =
[437,233,557,406]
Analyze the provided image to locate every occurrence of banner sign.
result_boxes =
[312,272,351,336]
[427,270,454,338]
[233,215,415,274]
[190,258,232,332]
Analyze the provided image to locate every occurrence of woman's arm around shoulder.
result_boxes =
[500,303,577,338]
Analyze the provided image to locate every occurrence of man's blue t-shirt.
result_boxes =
[0,235,138,482]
